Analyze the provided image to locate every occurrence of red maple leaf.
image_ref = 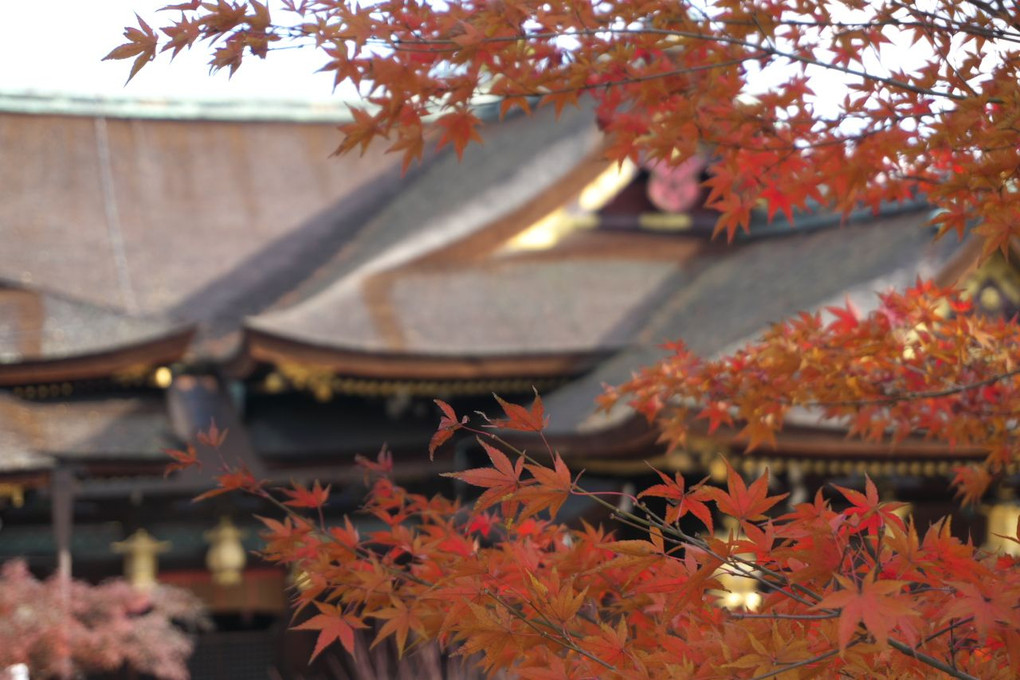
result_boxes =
[196,418,228,448]
[442,440,523,513]
[163,444,199,477]
[701,461,787,525]
[760,183,796,224]
[695,400,734,435]
[429,400,466,460]
[944,581,1020,637]
[281,480,331,509]
[825,297,862,334]
[489,390,548,432]
[520,453,573,519]
[638,469,714,533]
[814,572,914,650]
[294,602,364,660]
[832,476,906,536]
[193,466,261,501]
[356,445,394,478]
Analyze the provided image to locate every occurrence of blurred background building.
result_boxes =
[1,91,1016,677]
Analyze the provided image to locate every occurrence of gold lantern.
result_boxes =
[205,516,247,586]
[111,529,171,590]
[714,517,761,611]
[986,498,1020,557]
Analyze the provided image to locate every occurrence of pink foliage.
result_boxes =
[0,560,209,680]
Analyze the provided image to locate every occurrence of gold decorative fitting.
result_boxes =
[962,251,1020,312]
[11,382,74,399]
[111,529,171,591]
[289,565,313,592]
[891,502,913,524]
[504,160,636,253]
[980,286,1003,311]
[985,501,1020,557]
[263,372,286,393]
[637,212,694,232]
[112,363,153,385]
[153,366,173,389]
[269,361,565,398]
[713,520,761,611]
[205,517,247,586]
[0,483,25,508]
[708,458,728,482]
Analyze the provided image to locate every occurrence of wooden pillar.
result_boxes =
[51,466,73,581]
[50,465,74,680]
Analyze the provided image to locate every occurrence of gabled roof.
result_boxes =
[543,209,961,443]
[0,95,983,474]
[241,103,615,377]
[0,282,193,385]
[236,103,965,428]
[0,393,173,473]
[0,106,407,331]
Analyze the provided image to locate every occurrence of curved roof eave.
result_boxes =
[0,325,196,386]
[235,327,614,381]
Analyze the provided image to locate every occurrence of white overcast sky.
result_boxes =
[0,0,952,112]
[0,1,337,100]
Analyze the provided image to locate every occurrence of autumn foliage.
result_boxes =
[104,1,1020,678]
[0,559,208,680]
[112,0,1020,254]
[603,280,1020,504]
[179,388,1020,680]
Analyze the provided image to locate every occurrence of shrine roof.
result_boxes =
[0,393,173,472]
[541,209,962,449]
[243,103,609,373]
[0,283,191,382]
[0,91,358,123]
[237,107,962,399]
[0,104,407,353]
[0,94,981,467]
[249,257,678,358]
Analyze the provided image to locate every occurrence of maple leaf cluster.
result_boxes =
[187,395,1020,680]
[601,280,1020,503]
[0,559,209,680]
[110,0,1020,253]
[108,2,1020,677]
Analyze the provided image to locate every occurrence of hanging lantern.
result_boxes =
[111,529,170,591]
[986,501,1020,557]
[289,564,313,592]
[714,517,761,611]
[205,517,247,586]
[717,568,762,611]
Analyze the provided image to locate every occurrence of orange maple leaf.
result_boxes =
[281,480,331,509]
[435,110,483,160]
[356,445,394,479]
[832,475,906,536]
[814,572,913,650]
[520,452,573,519]
[163,443,199,477]
[294,602,364,660]
[196,418,228,448]
[371,599,424,656]
[489,390,548,432]
[442,440,523,513]
[193,466,261,501]
[638,469,714,532]
[701,461,787,524]
[429,399,466,460]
